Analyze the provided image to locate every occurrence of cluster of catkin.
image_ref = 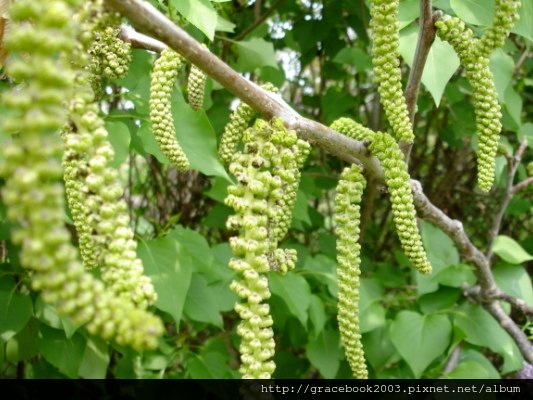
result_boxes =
[435,0,521,191]
[222,115,309,378]
[0,0,163,351]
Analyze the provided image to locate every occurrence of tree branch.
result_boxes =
[463,284,533,318]
[413,180,533,364]
[120,25,166,53]
[110,0,382,176]
[402,1,438,160]
[411,180,498,294]
[512,177,533,194]
[485,302,533,364]
[492,290,533,318]
[107,0,533,364]
[405,0,437,122]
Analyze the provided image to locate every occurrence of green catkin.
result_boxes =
[225,125,278,379]
[267,248,297,276]
[477,0,521,58]
[218,102,255,165]
[187,63,207,111]
[62,129,100,269]
[218,83,279,165]
[335,164,368,379]
[370,0,414,143]
[0,0,163,351]
[331,118,432,275]
[149,47,190,171]
[61,0,113,270]
[87,7,132,95]
[225,118,309,378]
[67,92,159,309]
[435,16,507,192]
[266,119,311,242]
[60,0,158,309]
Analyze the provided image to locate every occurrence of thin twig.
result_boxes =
[120,25,166,52]
[463,284,533,318]
[492,290,533,318]
[512,177,533,194]
[486,139,529,259]
[514,48,530,76]
[411,180,498,294]
[402,1,438,160]
[234,0,285,41]
[405,0,436,122]
[442,344,462,375]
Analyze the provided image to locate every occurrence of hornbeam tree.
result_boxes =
[0,0,531,379]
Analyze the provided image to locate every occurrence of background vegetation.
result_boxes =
[0,0,532,379]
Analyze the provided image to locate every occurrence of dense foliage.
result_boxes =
[0,0,531,379]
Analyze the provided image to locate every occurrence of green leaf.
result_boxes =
[168,226,214,278]
[512,0,533,41]
[492,235,533,264]
[215,15,236,33]
[105,121,131,168]
[292,190,311,225]
[183,274,223,327]
[306,329,342,378]
[117,49,153,116]
[332,48,372,72]
[435,263,477,288]
[0,288,33,341]
[362,326,399,371]
[490,49,515,103]
[170,90,231,181]
[454,303,523,373]
[320,88,355,125]
[418,287,461,313]
[399,0,420,29]
[450,0,494,26]
[204,177,231,203]
[269,272,311,327]
[274,351,310,379]
[493,264,533,306]
[390,311,452,377]
[519,122,533,149]
[5,318,39,363]
[504,86,522,127]
[446,360,498,379]
[34,295,79,338]
[138,236,193,326]
[78,337,110,379]
[444,349,500,379]
[187,354,214,378]
[399,24,460,106]
[234,38,279,72]
[171,0,217,40]
[38,325,86,378]
[359,278,384,314]
[360,302,386,333]
[308,295,327,340]
[421,221,459,267]
[137,120,168,163]
[355,279,386,333]
[416,221,461,295]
